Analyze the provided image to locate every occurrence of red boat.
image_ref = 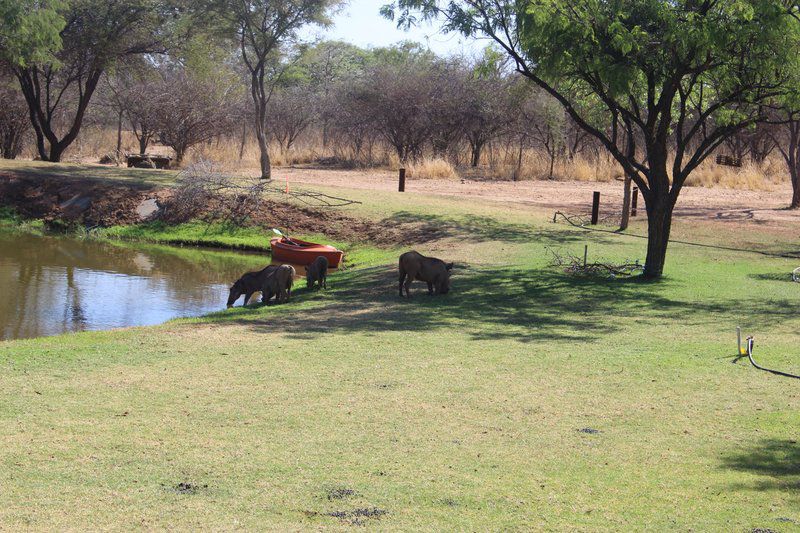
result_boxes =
[270,236,344,267]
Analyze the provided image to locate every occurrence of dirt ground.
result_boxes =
[277,165,800,225]
[0,171,407,244]
[4,162,800,240]
[0,172,164,227]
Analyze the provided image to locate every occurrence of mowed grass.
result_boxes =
[1,162,800,530]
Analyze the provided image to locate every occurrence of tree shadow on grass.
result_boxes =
[720,439,800,495]
[379,211,618,245]
[748,272,798,283]
[212,263,800,344]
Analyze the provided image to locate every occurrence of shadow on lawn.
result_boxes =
[747,272,797,283]
[379,211,616,245]
[721,439,800,494]
[214,263,800,344]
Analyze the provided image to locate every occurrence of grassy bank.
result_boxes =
[2,162,800,530]
[1,206,276,253]
[99,221,275,251]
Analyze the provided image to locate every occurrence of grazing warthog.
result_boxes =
[262,264,296,304]
[227,265,279,308]
[306,256,329,290]
[398,251,453,297]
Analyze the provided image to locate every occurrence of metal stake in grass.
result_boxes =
[583,244,588,268]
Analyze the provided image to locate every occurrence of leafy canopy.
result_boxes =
[386,0,800,185]
[0,0,65,67]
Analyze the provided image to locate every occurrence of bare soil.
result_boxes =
[278,165,800,225]
[5,165,799,244]
[0,172,409,245]
[0,172,164,227]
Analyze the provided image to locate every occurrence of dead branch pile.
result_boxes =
[165,160,362,225]
[547,247,643,278]
[261,185,361,207]
[166,160,267,225]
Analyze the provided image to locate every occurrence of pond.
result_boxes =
[0,232,271,341]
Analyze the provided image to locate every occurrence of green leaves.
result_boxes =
[0,0,66,67]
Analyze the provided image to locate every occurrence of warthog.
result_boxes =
[398,251,453,297]
[262,264,296,304]
[306,256,329,290]
[227,265,279,308]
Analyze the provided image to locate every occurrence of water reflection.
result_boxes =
[0,232,267,341]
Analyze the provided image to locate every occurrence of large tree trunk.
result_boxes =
[1,128,23,159]
[619,174,632,231]
[470,141,483,167]
[642,190,675,279]
[790,164,800,209]
[250,70,272,180]
[256,128,271,179]
[788,123,800,209]
[47,141,68,163]
[14,67,101,163]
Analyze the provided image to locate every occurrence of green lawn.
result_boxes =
[1,161,800,530]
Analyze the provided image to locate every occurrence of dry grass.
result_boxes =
[406,157,459,180]
[34,127,791,191]
[684,159,784,191]
[472,152,619,182]
[186,138,321,168]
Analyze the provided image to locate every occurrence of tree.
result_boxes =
[385,0,800,278]
[768,104,800,208]
[523,91,565,180]
[747,124,778,164]
[354,62,441,163]
[298,40,370,148]
[211,0,340,180]
[267,86,315,154]
[121,80,162,157]
[101,66,162,156]
[1,0,177,162]
[326,79,381,165]
[462,73,511,167]
[152,69,237,165]
[721,123,778,164]
[0,76,30,159]
[426,61,468,159]
[0,0,64,68]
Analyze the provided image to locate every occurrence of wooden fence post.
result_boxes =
[398,168,406,192]
[590,191,600,225]
[631,187,639,217]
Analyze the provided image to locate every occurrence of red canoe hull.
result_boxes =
[270,237,344,268]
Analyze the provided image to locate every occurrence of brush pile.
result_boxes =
[548,248,643,278]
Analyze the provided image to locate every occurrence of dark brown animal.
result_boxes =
[227,265,279,307]
[398,251,453,297]
[306,256,329,290]
[262,264,296,304]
